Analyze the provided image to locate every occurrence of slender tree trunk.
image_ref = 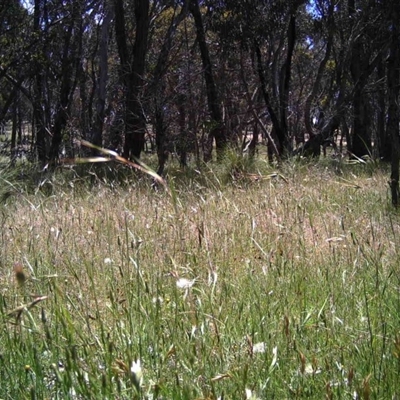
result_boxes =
[255,43,284,153]
[348,0,371,158]
[278,13,296,151]
[150,2,188,171]
[11,95,17,161]
[249,120,258,159]
[49,23,74,160]
[350,76,371,158]
[49,2,82,162]
[304,1,333,138]
[33,0,47,163]
[377,55,389,161]
[154,90,168,176]
[92,1,112,151]
[190,0,225,162]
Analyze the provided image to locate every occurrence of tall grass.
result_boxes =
[0,159,399,399]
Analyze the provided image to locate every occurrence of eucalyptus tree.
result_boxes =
[189,0,226,161]
[85,0,114,153]
[113,0,150,160]
[47,1,89,161]
[209,0,307,157]
[346,0,388,158]
[0,0,32,157]
[147,1,189,174]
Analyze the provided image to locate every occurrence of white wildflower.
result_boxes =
[130,359,143,392]
[245,388,261,400]
[176,278,195,289]
[252,342,266,354]
[304,364,314,375]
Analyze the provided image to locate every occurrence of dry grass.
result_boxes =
[1,160,399,398]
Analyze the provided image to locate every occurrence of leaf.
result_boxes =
[211,373,231,382]
[6,296,48,321]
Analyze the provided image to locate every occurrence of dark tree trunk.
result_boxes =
[255,44,284,154]
[0,86,18,124]
[92,1,113,151]
[177,93,188,167]
[33,0,47,163]
[249,120,258,159]
[49,3,81,161]
[154,93,168,176]
[254,7,299,156]
[11,95,17,161]
[348,0,372,158]
[150,2,188,172]
[278,13,296,150]
[388,3,400,206]
[190,0,226,162]
[122,0,150,160]
[377,55,389,161]
[350,76,371,158]
[304,2,333,138]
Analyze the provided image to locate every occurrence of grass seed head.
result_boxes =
[14,263,26,286]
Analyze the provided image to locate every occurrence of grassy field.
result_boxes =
[1,156,400,399]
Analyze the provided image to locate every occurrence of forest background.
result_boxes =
[0,0,399,189]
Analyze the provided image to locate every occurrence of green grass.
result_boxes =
[1,158,400,399]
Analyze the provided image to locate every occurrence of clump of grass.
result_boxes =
[0,161,399,398]
[0,163,23,203]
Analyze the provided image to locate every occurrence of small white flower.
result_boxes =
[176,278,195,289]
[131,359,142,377]
[152,296,163,305]
[252,342,266,354]
[130,359,143,391]
[304,363,314,375]
[245,388,261,400]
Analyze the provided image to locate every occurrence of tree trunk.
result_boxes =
[10,95,17,162]
[377,55,389,161]
[304,1,334,138]
[388,3,400,206]
[348,0,372,158]
[190,0,225,162]
[278,13,296,151]
[149,2,188,172]
[122,0,150,160]
[92,1,113,151]
[254,6,299,156]
[255,43,284,154]
[49,3,81,161]
[33,0,47,163]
